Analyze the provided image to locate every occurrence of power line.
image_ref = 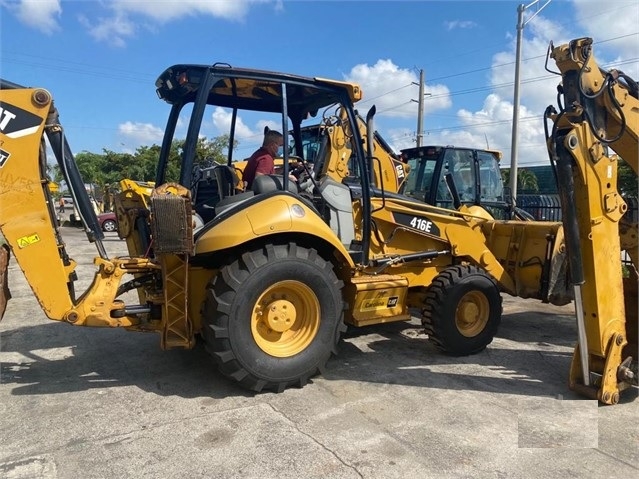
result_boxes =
[3,31,637,104]
[370,54,637,113]
[384,114,544,143]
[2,53,153,84]
[4,24,636,149]
[416,1,637,73]
[359,83,413,104]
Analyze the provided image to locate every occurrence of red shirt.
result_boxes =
[243,147,274,188]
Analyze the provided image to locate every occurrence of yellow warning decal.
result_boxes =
[17,233,41,249]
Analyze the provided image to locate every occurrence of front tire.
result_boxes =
[422,265,502,355]
[202,243,345,392]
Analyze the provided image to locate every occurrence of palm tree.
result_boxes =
[500,168,539,193]
[517,169,539,193]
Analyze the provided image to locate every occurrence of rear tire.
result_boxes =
[422,265,502,355]
[202,243,346,392]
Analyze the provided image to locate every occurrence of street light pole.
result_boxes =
[508,0,552,216]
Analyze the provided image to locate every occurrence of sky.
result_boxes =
[1,0,637,167]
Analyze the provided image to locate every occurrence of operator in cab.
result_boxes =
[242,127,283,189]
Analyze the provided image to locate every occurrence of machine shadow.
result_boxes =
[326,327,571,398]
[2,304,623,402]
[0,321,249,399]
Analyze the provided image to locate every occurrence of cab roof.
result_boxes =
[155,64,362,119]
[401,145,503,161]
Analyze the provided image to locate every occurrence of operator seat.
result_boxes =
[213,165,240,199]
[251,175,298,195]
[194,165,254,221]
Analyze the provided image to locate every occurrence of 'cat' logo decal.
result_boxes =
[0,102,43,139]
[0,148,9,167]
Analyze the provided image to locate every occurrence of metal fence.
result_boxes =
[517,194,639,223]
[518,194,637,268]
[517,195,562,221]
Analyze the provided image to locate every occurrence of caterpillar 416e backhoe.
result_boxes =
[0,38,636,403]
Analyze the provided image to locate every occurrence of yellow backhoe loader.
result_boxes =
[0,39,636,403]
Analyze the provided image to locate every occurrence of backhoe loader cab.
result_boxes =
[400,146,511,219]
[232,117,408,196]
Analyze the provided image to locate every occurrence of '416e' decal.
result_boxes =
[393,212,441,237]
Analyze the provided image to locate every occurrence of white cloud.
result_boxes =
[3,0,61,34]
[572,0,639,78]
[444,20,477,31]
[383,126,416,152]
[256,119,281,136]
[455,94,546,165]
[344,59,452,119]
[2,0,281,45]
[78,12,136,48]
[118,121,164,148]
[420,11,570,166]
[490,15,566,116]
[80,0,281,46]
[211,107,255,140]
[472,1,639,166]
[108,0,255,23]
[353,1,638,168]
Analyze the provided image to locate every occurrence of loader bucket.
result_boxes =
[0,243,10,322]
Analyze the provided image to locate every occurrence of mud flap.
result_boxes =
[0,244,11,321]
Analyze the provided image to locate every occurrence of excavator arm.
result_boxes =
[546,37,638,403]
[0,81,161,328]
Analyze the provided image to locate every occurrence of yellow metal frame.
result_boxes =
[549,38,638,403]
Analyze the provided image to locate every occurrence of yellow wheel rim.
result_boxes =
[251,280,320,357]
[455,291,489,337]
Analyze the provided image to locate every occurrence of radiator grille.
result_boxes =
[150,193,194,255]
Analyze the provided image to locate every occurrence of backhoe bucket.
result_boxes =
[0,244,11,321]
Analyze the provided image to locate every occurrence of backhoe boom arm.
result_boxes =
[547,37,638,403]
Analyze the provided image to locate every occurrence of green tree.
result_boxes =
[500,168,539,193]
[195,135,232,166]
[51,151,104,193]
[617,157,637,197]
[517,169,539,193]
[164,135,235,182]
[132,144,164,181]
[51,134,234,190]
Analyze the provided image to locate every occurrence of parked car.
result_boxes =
[97,212,118,232]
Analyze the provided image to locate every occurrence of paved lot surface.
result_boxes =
[1,227,637,478]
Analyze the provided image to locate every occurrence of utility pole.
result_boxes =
[412,69,430,147]
[509,0,552,215]
[416,69,425,147]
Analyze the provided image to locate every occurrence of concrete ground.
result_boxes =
[1,227,637,479]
